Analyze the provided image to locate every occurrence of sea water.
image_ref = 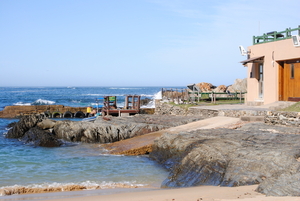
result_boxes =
[0,87,176,194]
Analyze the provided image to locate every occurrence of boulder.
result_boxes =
[37,119,56,129]
[150,122,300,196]
[195,82,216,92]
[21,127,62,147]
[229,78,247,92]
[6,114,46,138]
[213,85,227,93]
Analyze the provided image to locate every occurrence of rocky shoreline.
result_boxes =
[6,114,204,145]
[4,111,300,197]
[150,122,300,196]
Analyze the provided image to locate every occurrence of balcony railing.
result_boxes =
[253,26,300,45]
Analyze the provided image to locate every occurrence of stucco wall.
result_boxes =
[246,38,300,105]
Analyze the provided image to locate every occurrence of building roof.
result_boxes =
[240,56,264,65]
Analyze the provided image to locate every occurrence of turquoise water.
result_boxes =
[0,87,174,192]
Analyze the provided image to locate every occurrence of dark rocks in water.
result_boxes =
[6,114,46,138]
[22,127,62,147]
[5,114,61,147]
[149,122,300,196]
[7,122,17,129]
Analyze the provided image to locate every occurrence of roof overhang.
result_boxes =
[240,56,264,66]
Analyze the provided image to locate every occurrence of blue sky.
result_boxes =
[1,0,299,87]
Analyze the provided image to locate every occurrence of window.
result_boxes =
[259,64,263,81]
[291,64,295,79]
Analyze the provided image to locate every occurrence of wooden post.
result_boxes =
[177,88,179,104]
[214,93,216,104]
[240,91,242,103]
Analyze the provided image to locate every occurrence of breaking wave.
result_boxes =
[141,91,162,108]
[0,181,146,196]
[13,99,55,106]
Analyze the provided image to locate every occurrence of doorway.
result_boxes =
[279,60,300,101]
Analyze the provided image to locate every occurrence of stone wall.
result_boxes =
[155,102,218,118]
[218,109,267,117]
[155,102,188,116]
[155,101,300,127]
[265,111,300,127]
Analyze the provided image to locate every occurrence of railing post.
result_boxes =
[240,91,242,103]
[214,93,216,104]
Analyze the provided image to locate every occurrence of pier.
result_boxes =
[0,105,88,118]
[0,95,152,119]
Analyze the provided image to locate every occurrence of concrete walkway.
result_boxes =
[102,116,241,155]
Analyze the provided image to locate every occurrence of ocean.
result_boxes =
[0,86,176,196]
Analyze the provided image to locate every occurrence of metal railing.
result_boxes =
[161,88,246,104]
[253,26,300,45]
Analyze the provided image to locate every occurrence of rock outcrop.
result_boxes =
[6,114,46,138]
[5,114,62,147]
[53,115,203,143]
[6,114,203,145]
[150,122,300,196]
[21,127,62,147]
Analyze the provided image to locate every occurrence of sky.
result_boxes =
[0,0,299,87]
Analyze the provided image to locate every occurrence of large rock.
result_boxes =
[52,117,164,143]
[6,114,46,138]
[21,127,62,147]
[227,78,247,92]
[53,115,203,143]
[150,122,300,196]
[213,85,227,93]
[195,82,216,92]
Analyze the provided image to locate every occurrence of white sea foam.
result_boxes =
[0,181,146,196]
[13,102,31,106]
[13,99,55,106]
[72,100,82,103]
[109,87,142,90]
[141,91,162,108]
[32,99,55,105]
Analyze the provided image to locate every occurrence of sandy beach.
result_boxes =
[48,185,300,201]
[2,185,297,201]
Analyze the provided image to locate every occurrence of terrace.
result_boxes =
[253,26,300,45]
